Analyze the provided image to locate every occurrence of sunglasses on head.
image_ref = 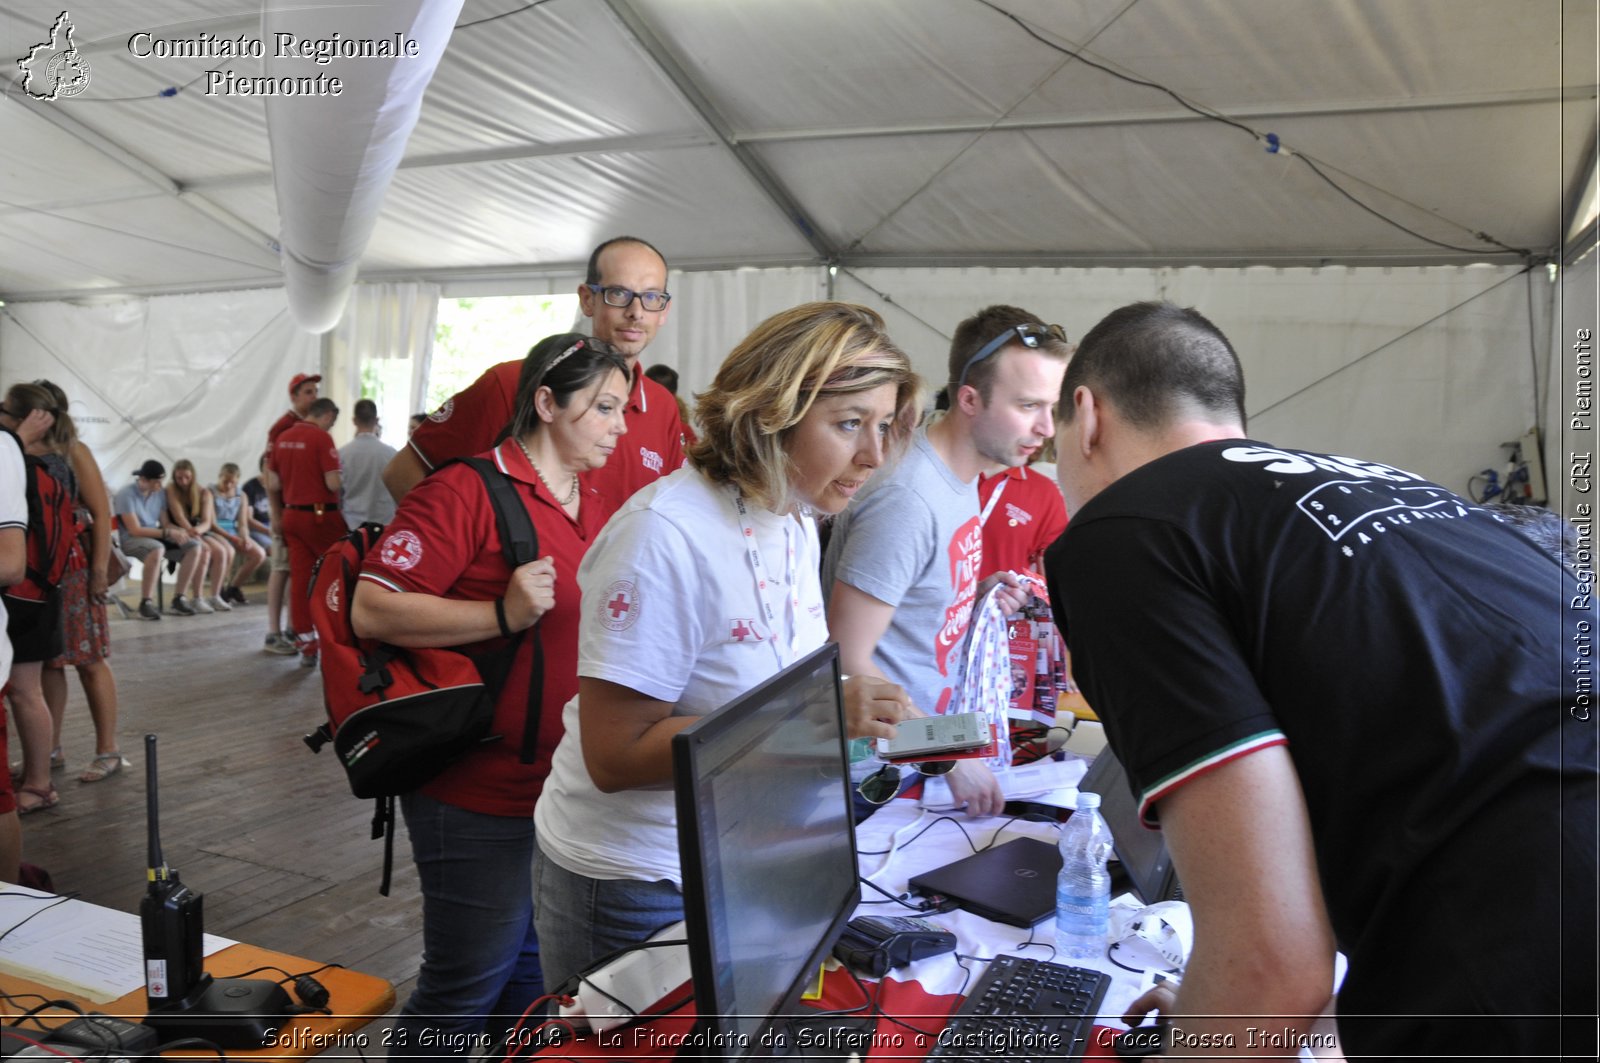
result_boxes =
[856,758,958,806]
[955,322,1067,390]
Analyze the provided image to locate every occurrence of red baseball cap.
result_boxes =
[289,373,322,395]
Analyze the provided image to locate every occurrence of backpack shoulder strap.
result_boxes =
[458,456,539,569]
[458,456,544,765]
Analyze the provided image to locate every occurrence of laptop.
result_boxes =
[907,837,1061,928]
[1077,749,1184,904]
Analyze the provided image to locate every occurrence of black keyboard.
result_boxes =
[922,953,1110,1061]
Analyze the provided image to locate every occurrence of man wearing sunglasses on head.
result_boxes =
[825,305,1071,817]
[384,236,686,512]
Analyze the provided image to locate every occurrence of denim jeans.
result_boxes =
[530,831,684,994]
[388,792,540,1058]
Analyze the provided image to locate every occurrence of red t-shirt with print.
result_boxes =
[977,466,1068,579]
[274,421,340,506]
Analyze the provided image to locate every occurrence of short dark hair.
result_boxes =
[948,304,1070,401]
[507,333,630,440]
[353,398,379,426]
[643,363,679,395]
[1061,301,1246,430]
[585,236,668,286]
[1484,502,1578,571]
[308,397,339,419]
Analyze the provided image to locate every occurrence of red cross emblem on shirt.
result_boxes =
[601,580,640,631]
[729,618,764,643]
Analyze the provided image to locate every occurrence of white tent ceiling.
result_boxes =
[1,0,1595,307]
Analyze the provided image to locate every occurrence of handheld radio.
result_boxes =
[138,733,210,1010]
[137,734,294,1047]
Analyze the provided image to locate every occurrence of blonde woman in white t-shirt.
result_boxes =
[533,302,922,993]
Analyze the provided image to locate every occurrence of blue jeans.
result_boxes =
[530,831,683,994]
[389,792,541,1058]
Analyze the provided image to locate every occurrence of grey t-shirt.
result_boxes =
[822,428,983,716]
[338,431,398,529]
[114,481,164,530]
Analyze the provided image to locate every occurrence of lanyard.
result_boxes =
[978,475,1009,527]
[731,488,799,667]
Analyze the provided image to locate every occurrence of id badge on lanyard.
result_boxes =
[731,488,800,669]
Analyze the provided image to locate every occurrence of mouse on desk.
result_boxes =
[1114,1024,1165,1059]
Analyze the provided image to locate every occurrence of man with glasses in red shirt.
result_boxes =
[384,237,686,513]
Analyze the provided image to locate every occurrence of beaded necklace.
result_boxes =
[515,435,578,505]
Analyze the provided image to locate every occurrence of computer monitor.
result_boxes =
[673,643,859,1060]
[1078,747,1184,904]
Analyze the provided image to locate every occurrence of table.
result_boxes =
[0,940,394,1059]
[537,780,1345,1061]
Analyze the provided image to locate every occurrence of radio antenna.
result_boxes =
[145,733,167,885]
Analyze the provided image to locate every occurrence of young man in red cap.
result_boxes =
[273,397,342,667]
[381,237,685,513]
[262,372,321,654]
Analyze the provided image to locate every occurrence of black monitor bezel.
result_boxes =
[672,642,859,1060]
[1078,746,1181,904]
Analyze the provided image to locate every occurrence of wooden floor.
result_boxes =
[14,591,422,1039]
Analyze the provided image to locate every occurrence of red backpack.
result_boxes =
[2,429,81,603]
[304,457,542,893]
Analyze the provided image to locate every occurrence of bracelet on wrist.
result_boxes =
[494,597,514,639]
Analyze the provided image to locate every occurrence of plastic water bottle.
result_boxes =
[1056,791,1112,962]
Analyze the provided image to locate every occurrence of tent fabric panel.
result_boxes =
[0,197,281,294]
[0,106,158,208]
[779,108,1564,262]
[408,2,706,157]
[0,288,320,486]
[638,0,1573,135]
[354,147,818,274]
[1012,0,1574,116]
[626,0,1125,135]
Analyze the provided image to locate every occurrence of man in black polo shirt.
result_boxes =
[1045,300,1596,1059]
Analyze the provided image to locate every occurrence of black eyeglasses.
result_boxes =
[0,407,16,420]
[856,759,957,806]
[584,284,671,312]
[955,322,1067,390]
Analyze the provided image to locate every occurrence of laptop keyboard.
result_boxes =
[922,953,1110,1061]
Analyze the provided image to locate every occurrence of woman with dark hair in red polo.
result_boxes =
[351,333,628,1058]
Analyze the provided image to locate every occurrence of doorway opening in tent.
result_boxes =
[424,294,582,411]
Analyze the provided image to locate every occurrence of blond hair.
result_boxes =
[170,458,203,519]
[689,302,919,512]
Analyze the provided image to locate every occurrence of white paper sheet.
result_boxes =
[0,885,234,1003]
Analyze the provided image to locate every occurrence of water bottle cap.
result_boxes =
[1075,791,1101,810]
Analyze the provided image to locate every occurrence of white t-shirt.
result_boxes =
[535,466,828,885]
[0,432,29,687]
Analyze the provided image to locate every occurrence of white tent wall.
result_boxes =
[0,262,1557,504]
[649,265,826,387]
[833,264,1546,497]
[0,289,320,491]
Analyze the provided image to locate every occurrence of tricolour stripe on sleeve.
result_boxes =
[357,571,406,594]
[1137,731,1288,828]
